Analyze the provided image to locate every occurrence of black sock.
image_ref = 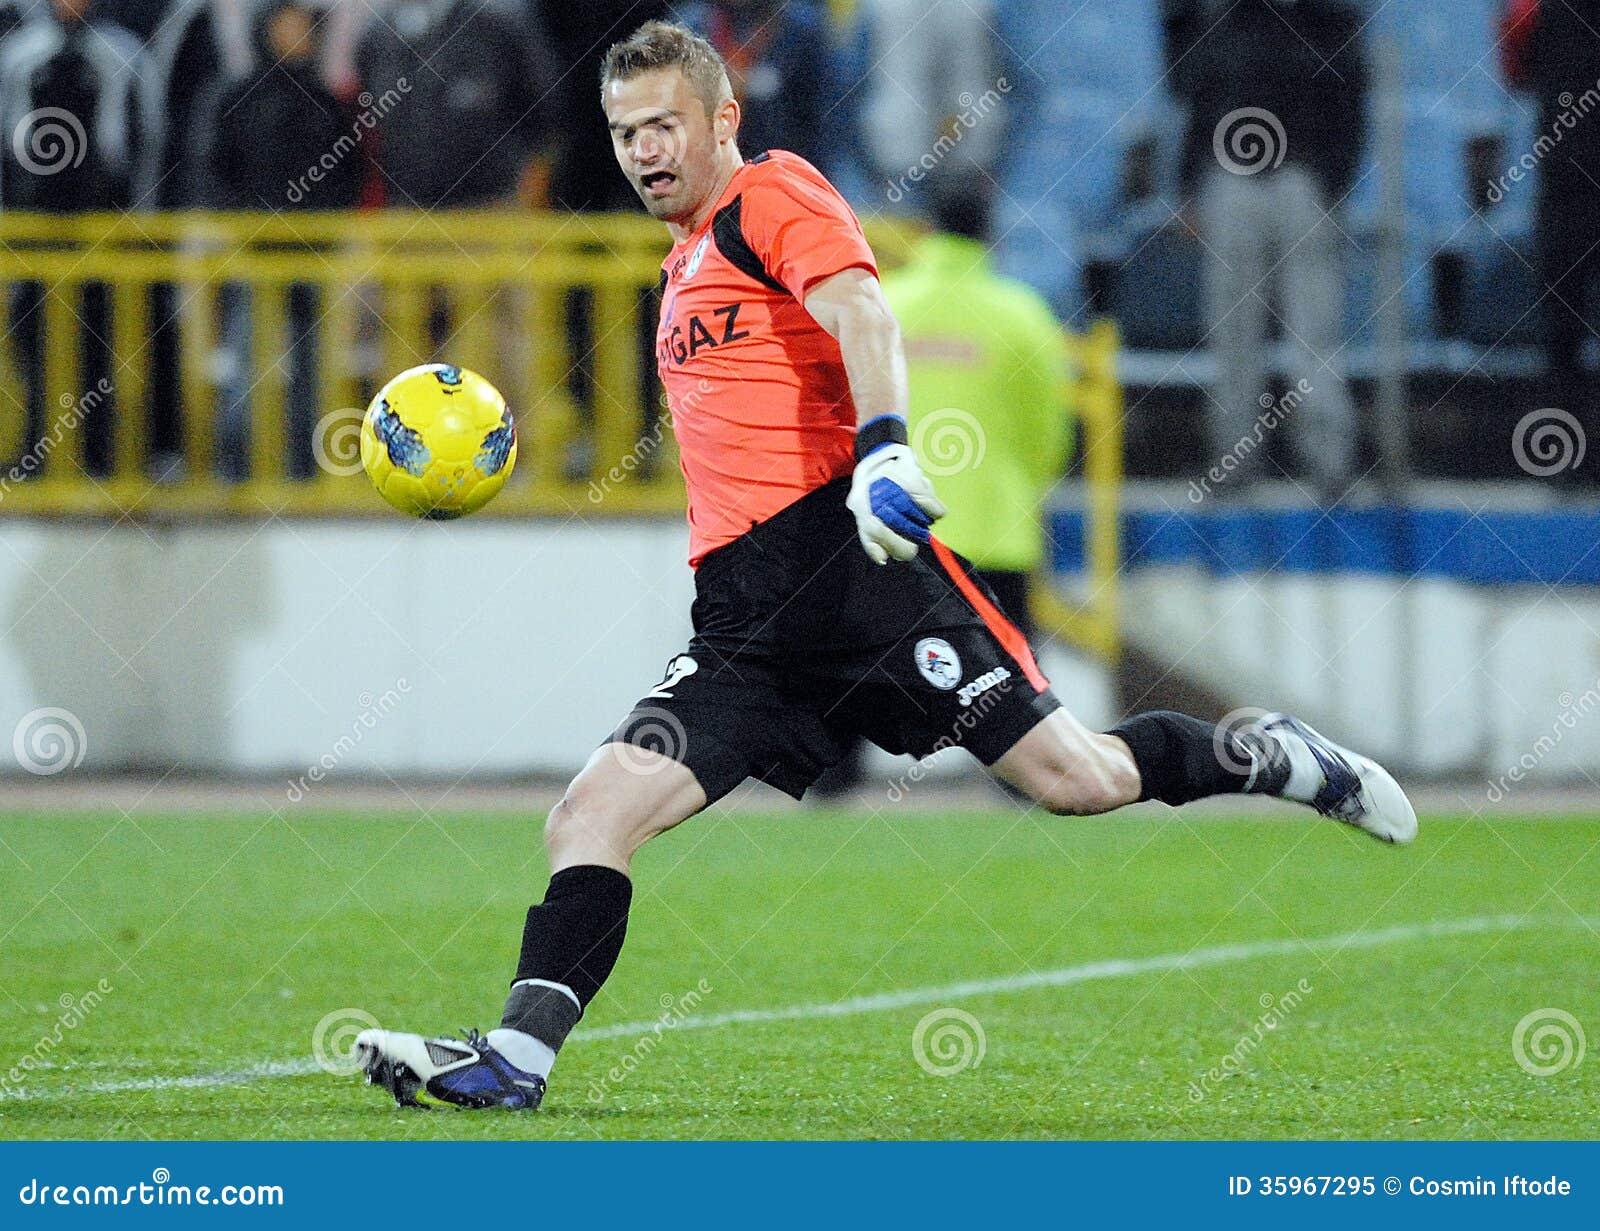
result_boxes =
[501,864,633,1050]
[1108,710,1288,806]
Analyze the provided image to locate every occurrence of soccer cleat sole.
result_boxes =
[356,1035,427,1109]
[1345,751,1419,845]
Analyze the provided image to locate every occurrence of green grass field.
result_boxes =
[0,805,1595,1140]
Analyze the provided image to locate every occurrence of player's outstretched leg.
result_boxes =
[993,706,1416,844]
[356,745,706,1109]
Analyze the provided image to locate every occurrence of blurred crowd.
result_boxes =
[2,0,1598,491]
[0,0,997,214]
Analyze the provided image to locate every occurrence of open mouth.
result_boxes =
[639,170,677,197]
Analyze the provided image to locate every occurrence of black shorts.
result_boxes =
[609,477,1061,804]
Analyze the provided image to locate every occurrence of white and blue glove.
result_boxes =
[846,415,947,564]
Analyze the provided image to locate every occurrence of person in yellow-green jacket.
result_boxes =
[882,173,1073,639]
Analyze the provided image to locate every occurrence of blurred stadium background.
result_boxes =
[0,0,1595,793]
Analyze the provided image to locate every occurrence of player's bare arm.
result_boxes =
[804,267,909,425]
[807,268,949,563]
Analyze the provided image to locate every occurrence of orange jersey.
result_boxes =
[656,151,878,566]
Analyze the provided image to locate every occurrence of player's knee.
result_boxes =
[543,784,627,866]
[542,793,580,855]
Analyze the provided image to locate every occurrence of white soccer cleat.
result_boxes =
[354,1027,545,1109]
[1258,713,1418,845]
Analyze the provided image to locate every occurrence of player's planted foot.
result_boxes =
[355,1028,545,1109]
[1255,712,1418,844]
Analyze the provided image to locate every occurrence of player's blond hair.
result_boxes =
[600,20,734,117]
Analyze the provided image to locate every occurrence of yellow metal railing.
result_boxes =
[0,209,1118,659]
[1035,318,1122,664]
[0,210,682,514]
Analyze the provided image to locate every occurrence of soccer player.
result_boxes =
[356,21,1416,1111]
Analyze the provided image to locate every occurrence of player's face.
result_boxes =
[605,70,733,226]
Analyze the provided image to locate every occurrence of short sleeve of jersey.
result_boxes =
[739,154,879,300]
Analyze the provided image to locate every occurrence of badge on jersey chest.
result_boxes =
[683,232,711,280]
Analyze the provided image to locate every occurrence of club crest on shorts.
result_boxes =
[914,637,962,690]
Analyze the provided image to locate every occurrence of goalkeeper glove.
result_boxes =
[846,415,947,565]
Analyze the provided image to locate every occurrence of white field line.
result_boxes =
[2,912,1583,1103]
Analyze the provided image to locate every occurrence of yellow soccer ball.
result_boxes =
[360,364,518,519]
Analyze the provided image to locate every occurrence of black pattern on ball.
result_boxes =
[474,409,517,477]
[372,400,432,476]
